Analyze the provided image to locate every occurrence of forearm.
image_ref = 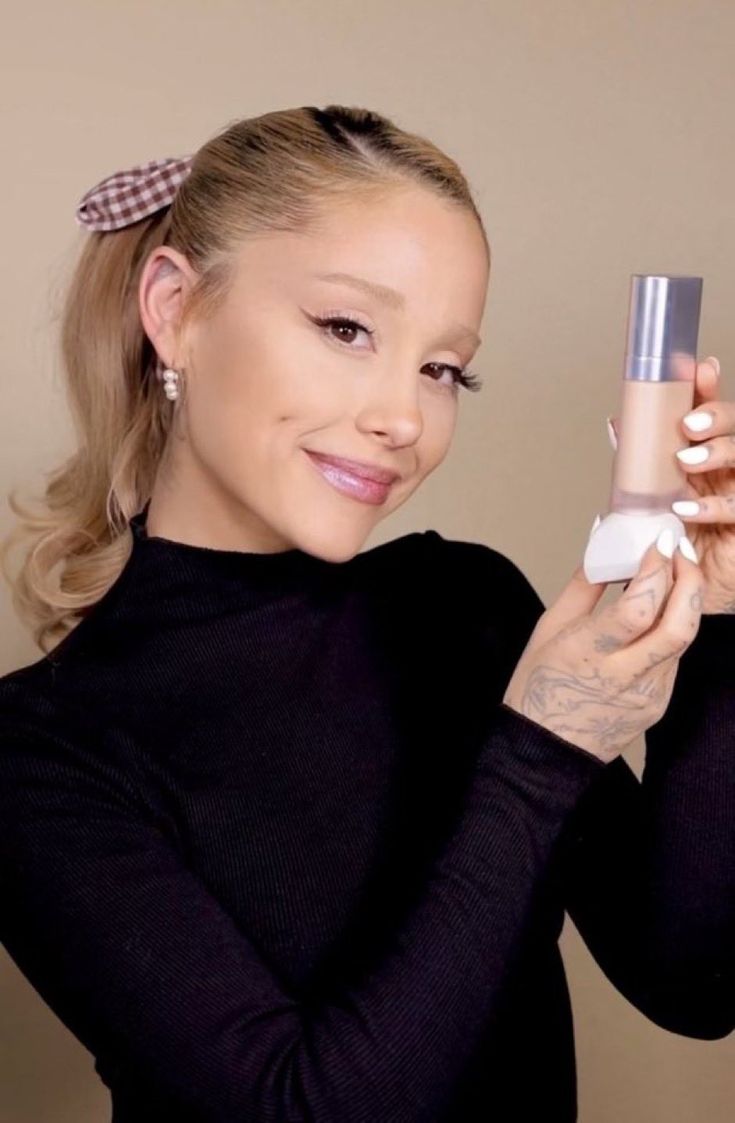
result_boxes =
[0,696,606,1123]
[562,613,735,1038]
[641,612,735,996]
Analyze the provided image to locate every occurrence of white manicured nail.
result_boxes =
[676,445,709,464]
[682,411,713,432]
[678,535,699,563]
[656,528,675,557]
[672,500,700,516]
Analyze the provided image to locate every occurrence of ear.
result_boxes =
[138,247,198,370]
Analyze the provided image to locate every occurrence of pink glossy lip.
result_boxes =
[304,451,400,485]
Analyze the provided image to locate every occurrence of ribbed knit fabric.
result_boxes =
[0,503,732,1122]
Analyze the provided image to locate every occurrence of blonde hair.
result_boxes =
[1,105,489,654]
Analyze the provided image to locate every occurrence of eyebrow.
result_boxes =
[312,271,482,350]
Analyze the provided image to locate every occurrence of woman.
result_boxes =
[0,105,732,1122]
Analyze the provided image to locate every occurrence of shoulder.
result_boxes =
[352,530,548,718]
[356,528,546,657]
[0,656,56,726]
[0,659,141,798]
[360,528,544,608]
[423,529,539,584]
[0,664,93,757]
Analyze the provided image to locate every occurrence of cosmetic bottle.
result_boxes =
[584,274,703,583]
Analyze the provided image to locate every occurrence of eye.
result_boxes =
[423,362,483,393]
[311,313,374,349]
[310,314,483,393]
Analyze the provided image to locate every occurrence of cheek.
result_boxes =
[207,310,333,415]
[183,334,317,484]
[188,314,281,420]
[182,340,265,475]
[420,391,458,455]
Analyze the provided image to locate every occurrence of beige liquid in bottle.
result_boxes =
[584,275,702,584]
[610,378,695,516]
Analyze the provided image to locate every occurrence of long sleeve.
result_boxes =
[561,610,735,1039]
[0,676,606,1123]
[491,553,735,1040]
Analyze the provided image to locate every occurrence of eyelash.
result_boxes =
[311,314,483,393]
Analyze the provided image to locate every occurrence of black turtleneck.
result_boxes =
[0,504,732,1122]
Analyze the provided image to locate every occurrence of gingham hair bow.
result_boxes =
[75,155,194,232]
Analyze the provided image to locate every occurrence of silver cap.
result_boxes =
[623,274,702,382]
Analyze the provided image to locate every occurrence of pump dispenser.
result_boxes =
[584,274,703,584]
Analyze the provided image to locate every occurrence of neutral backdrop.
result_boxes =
[1,2,733,1120]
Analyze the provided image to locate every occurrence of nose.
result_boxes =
[354,367,426,447]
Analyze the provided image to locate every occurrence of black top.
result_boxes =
[0,504,732,1122]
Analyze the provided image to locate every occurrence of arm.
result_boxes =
[0,673,605,1123]
[562,611,735,1039]
[482,541,735,1040]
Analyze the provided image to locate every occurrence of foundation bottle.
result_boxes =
[584,274,703,583]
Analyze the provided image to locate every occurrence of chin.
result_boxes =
[293,521,373,565]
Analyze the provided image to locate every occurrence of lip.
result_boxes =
[305,451,397,506]
[304,451,401,485]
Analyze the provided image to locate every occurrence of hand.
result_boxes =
[607,356,735,615]
[502,534,703,763]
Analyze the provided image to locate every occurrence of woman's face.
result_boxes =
[141,184,489,559]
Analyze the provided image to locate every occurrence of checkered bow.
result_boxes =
[75,155,194,232]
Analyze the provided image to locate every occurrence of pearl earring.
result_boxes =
[161,367,180,401]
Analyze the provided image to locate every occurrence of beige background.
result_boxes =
[1,1,733,1119]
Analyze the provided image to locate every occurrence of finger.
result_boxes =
[603,536,675,645]
[689,358,719,412]
[618,536,703,666]
[684,359,721,424]
[681,403,731,440]
[694,356,721,404]
[674,433,735,474]
[672,492,735,523]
